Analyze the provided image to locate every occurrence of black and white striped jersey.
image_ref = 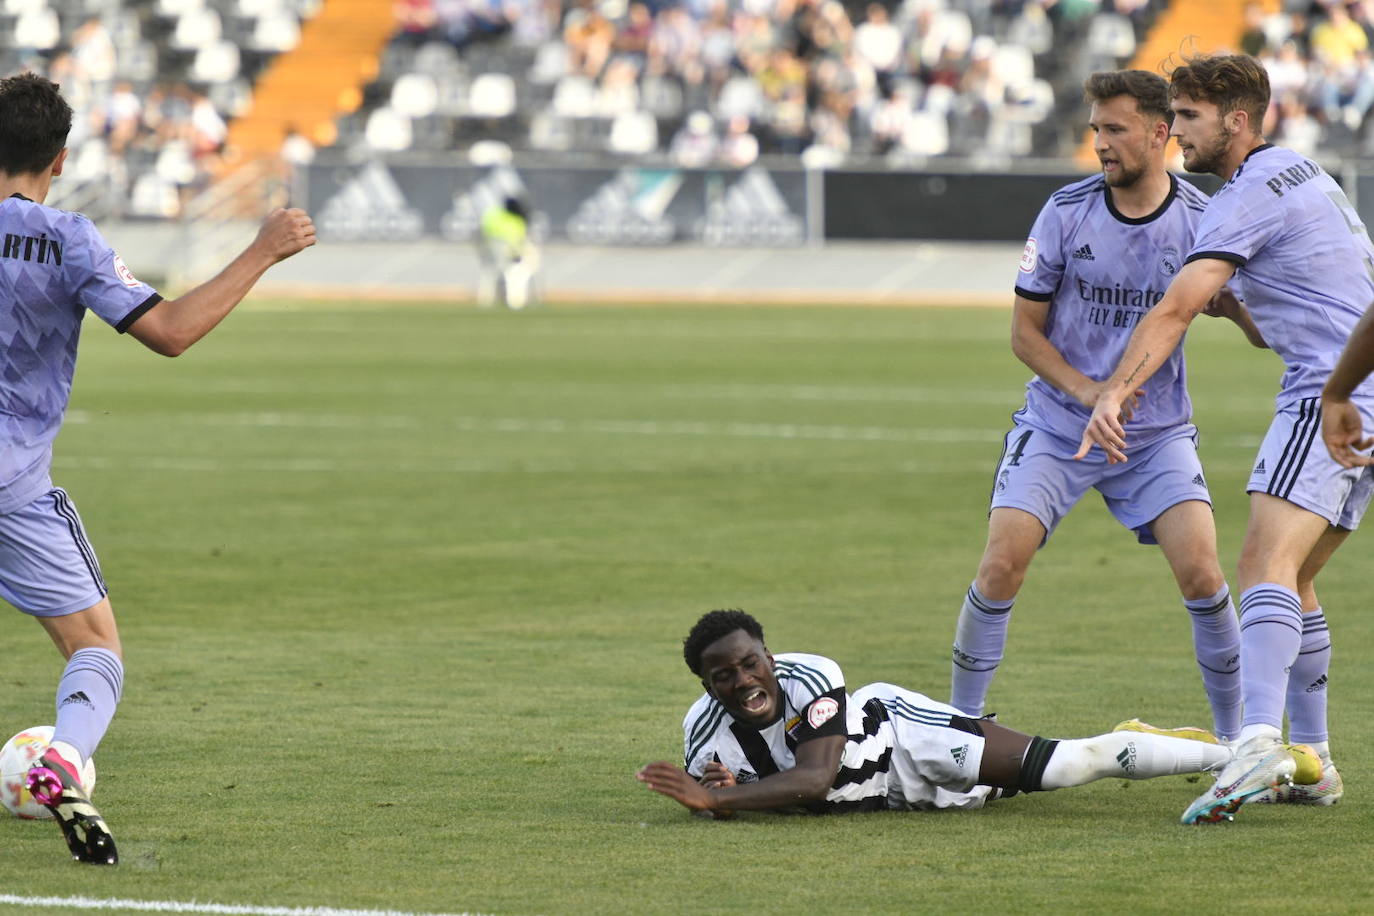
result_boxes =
[681,653,894,813]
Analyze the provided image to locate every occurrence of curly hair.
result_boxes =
[1168,53,1269,133]
[683,609,764,677]
[0,73,72,176]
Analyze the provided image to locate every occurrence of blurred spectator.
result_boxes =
[1239,1,1269,56]
[394,0,439,46]
[101,80,143,156]
[670,110,719,166]
[854,3,902,97]
[565,2,615,76]
[719,113,760,166]
[1311,2,1368,69]
[1274,91,1322,156]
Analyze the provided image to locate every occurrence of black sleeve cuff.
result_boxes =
[1184,250,1248,268]
[1014,286,1053,302]
[114,292,163,334]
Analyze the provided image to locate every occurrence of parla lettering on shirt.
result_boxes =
[2,232,61,264]
[1264,159,1321,197]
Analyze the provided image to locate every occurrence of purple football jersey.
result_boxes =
[0,194,160,513]
[1014,173,1210,439]
[1186,144,1374,405]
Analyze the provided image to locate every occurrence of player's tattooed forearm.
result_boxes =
[1123,354,1150,387]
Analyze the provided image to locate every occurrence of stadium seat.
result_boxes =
[14,5,59,49]
[900,110,949,156]
[552,74,596,117]
[171,6,221,49]
[528,110,573,151]
[129,171,180,217]
[468,72,517,118]
[527,41,567,85]
[992,44,1034,89]
[249,9,299,52]
[413,39,461,77]
[364,105,414,151]
[190,38,241,82]
[1086,13,1135,60]
[715,75,764,121]
[607,109,658,155]
[391,72,439,118]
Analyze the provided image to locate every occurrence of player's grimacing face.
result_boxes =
[1170,94,1231,175]
[699,629,781,726]
[1089,94,1159,188]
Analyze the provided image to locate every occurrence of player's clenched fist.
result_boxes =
[254,207,317,262]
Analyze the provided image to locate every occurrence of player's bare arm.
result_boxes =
[1075,257,1235,463]
[1321,304,1374,467]
[127,208,316,357]
[638,733,845,813]
[1010,295,1143,414]
[1202,287,1267,348]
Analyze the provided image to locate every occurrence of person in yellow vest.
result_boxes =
[478,196,539,309]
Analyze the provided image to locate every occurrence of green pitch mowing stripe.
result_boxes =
[0,896,492,916]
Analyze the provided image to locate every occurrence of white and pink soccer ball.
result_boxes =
[0,726,96,819]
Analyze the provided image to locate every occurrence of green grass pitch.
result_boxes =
[1,302,1372,914]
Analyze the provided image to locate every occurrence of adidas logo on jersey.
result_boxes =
[1192,473,1206,487]
[1255,459,1267,475]
[950,745,969,767]
[59,690,93,710]
[1116,743,1137,775]
[1073,243,1095,260]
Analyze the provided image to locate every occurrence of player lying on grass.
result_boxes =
[637,610,1260,817]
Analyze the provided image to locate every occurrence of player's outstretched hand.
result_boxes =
[1075,390,1130,464]
[637,761,716,812]
[254,207,317,263]
[1321,397,1374,467]
[699,761,736,790]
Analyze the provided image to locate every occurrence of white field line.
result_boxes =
[68,379,1279,415]
[60,411,1265,452]
[0,894,493,916]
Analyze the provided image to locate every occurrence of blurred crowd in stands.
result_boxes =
[6,0,1374,220]
[1,0,310,218]
[373,0,1374,166]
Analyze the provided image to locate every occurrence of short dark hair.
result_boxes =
[1168,53,1270,132]
[1083,69,1173,125]
[0,73,72,176]
[683,609,764,677]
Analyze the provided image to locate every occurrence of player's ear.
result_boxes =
[50,147,67,177]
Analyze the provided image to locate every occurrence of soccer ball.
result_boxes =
[0,726,97,819]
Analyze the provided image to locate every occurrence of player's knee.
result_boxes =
[1175,564,1225,601]
[975,552,1028,598]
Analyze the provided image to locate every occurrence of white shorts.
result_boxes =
[1247,397,1374,530]
[851,683,997,811]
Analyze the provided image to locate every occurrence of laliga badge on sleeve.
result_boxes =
[113,254,139,287]
[807,697,839,729]
[1019,237,1038,273]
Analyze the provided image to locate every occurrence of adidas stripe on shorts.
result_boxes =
[851,683,997,811]
[0,487,108,616]
[1247,397,1374,529]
